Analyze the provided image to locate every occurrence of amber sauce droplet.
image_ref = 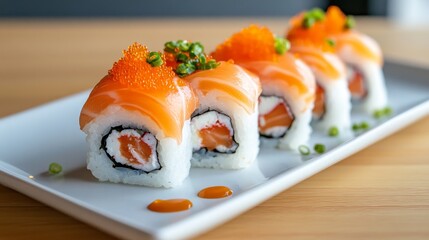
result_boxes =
[198,186,233,199]
[147,199,192,213]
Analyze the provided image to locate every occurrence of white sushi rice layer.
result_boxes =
[82,105,192,188]
[316,78,352,133]
[190,90,260,169]
[311,53,352,134]
[105,129,159,172]
[279,109,312,150]
[338,37,388,114]
[191,111,238,153]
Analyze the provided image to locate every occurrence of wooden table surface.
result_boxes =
[1,18,429,240]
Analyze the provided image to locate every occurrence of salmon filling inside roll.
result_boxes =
[101,126,160,172]
[347,65,367,99]
[258,96,295,138]
[313,85,326,119]
[191,110,239,154]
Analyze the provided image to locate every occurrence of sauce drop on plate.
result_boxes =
[147,199,192,213]
[198,186,233,199]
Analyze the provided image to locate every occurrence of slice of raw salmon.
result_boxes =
[259,101,294,136]
[313,84,326,119]
[348,69,367,99]
[199,122,235,151]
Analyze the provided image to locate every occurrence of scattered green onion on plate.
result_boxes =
[298,145,311,156]
[328,126,339,137]
[48,162,62,175]
[314,144,326,154]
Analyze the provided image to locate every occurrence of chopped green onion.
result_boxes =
[303,11,312,19]
[198,54,207,65]
[373,109,384,119]
[310,8,325,21]
[345,15,356,29]
[49,162,62,174]
[302,8,325,28]
[274,37,290,55]
[298,145,311,156]
[188,58,199,66]
[177,40,190,51]
[328,126,339,137]
[176,53,189,62]
[202,59,219,70]
[326,38,336,47]
[164,40,219,76]
[383,107,393,116]
[176,62,196,77]
[164,41,177,53]
[360,121,370,130]
[373,106,393,119]
[352,123,360,131]
[146,52,163,67]
[209,59,220,67]
[314,144,326,154]
[352,121,370,132]
[303,17,316,28]
[189,42,204,58]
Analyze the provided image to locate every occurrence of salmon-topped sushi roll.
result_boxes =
[212,25,316,150]
[287,13,352,134]
[323,6,388,114]
[164,40,261,169]
[79,43,198,188]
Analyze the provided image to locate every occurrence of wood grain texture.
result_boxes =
[0,18,428,240]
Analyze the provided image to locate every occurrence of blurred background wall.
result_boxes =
[1,0,387,17]
[1,0,427,25]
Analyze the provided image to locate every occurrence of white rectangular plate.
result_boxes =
[0,61,428,240]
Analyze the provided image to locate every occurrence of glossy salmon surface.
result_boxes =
[212,25,315,112]
[184,61,261,114]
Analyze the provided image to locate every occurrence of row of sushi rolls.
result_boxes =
[79,7,391,188]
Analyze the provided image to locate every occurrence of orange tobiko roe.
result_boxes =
[286,6,348,51]
[324,6,349,34]
[211,25,279,63]
[164,52,179,70]
[108,42,179,91]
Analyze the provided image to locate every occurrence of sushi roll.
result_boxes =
[324,6,388,113]
[287,14,352,133]
[164,40,261,169]
[79,43,198,188]
[211,25,316,150]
